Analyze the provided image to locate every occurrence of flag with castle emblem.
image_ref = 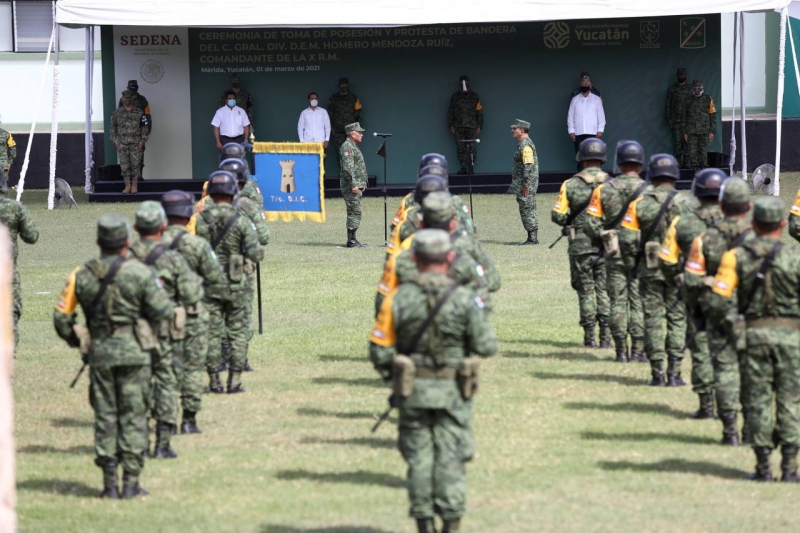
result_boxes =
[252,142,326,222]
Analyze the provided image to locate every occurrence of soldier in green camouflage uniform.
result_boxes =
[194,171,263,393]
[586,141,647,362]
[161,190,227,434]
[447,75,483,174]
[118,80,151,178]
[0,121,17,175]
[684,177,753,445]
[510,119,539,245]
[54,214,173,498]
[683,80,717,170]
[665,68,691,167]
[219,73,254,123]
[111,90,150,194]
[621,154,691,385]
[328,77,362,152]
[709,197,800,482]
[370,229,498,533]
[0,170,39,348]
[339,122,368,247]
[130,202,203,459]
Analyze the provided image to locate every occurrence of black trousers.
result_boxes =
[573,134,596,170]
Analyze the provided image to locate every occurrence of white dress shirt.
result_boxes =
[567,92,606,135]
[298,106,331,142]
[211,105,250,137]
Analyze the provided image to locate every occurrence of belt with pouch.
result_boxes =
[113,324,135,335]
[746,317,800,330]
[415,366,457,380]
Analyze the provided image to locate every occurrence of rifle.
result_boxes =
[69,362,87,388]
[549,227,570,249]
[256,262,264,334]
[371,394,399,433]
[623,190,679,295]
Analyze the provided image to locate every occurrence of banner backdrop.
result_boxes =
[253,142,326,222]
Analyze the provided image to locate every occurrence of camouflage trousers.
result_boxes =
[639,276,686,364]
[605,257,644,341]
[118,143,143,183]
[13,266,21,348]
[178,306,209,413]
[670,124,688,166]
[686,134,710,170]
[341,187,363,231]
[687,315,713,394]
[399,403,473,520]
[206,292,249,373]
[152,333,179,426]
[244,265,257,341]
[516,190,537,232]
[709,327,743,419]
[90,364,151,475]
[569,253,610,327]
[742,326,800,449]
[454,128,477,170]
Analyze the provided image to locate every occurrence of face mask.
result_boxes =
[123,100,132,108]
[694,90,704,97]
[461,81,469,91]
[310,99,319,107]
[580,86,590,93]
[677,76,687,83]
[227,99,236,107]
[231,82,240,89]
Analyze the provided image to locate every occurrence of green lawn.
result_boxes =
[12,176,800,532]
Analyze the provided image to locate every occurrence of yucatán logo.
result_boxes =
[543,22,570,49]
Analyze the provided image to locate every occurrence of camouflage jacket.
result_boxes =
[339,138,367,189]
[0,196,39,262]
[585,173,647,259]
[328,92,362,133]
[551,167,608,255]
[234,194,271,246]
[53,254,173,368]
[240,179,264,208]
[110,107,150,145]
[194,202,263,291]
[118,93,152,131]
[128,239,203,308]
[683,94,717,135]
[369,272,498,409]
[388,197,475,253]
[447,90,483,129]
[219,88,253,121]
[789,188,800,243]
[162,224,228,302]
[0,128,17,171]
[510,136,538,194]
[658,202,723,281]
[665,82,692,124]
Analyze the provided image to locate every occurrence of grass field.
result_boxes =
[11,177,800,533]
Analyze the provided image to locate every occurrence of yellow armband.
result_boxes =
[683,234,706,275]
[55,267,80,314]
[369,290,397,347]
[586,185,604,218]
[552,182,570,215]
[712,249,739,298]
[658,216,681,265]
[620,197,643,231]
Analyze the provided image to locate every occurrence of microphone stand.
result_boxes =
[375,135,390,246]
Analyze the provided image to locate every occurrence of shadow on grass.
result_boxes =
[481,239,526,246]
[564,401,686,419]
[534,371,643,387]
[276,469,404,488]
[297,407,375,420]
[505,350,603,362]
[312,376,384,388]
[598,458,744,480]
[260,526,393,533]
[18,444,94,455]
[318,354,367,363]
[300,436,396,450]
[51,417,93,429]
[292,242,349,248]
[17,478,98,497]
[581,431,718,446]
[501,339,582,350]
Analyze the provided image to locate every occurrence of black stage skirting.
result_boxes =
[722,118,800,172]
[5,132,106,190]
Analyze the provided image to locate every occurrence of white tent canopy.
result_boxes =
[56,0,791,27]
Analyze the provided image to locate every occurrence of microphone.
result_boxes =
[373,132,393,137]
[459,139,481,144]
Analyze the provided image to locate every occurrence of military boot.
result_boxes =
[781,446,800,482]
[598,322,612,349]
[648,361,666,386]
[666,356,686,386]
[691,393,715,419]
[122,180,131,194]
[99,461,119,499]
[613,336,628,363]
[442,518,461,532]
[131,180,139,194]
[243,358,255,372]
[741,415,753,445]
[582,324,597,348]
[153,421,178,459]
[416,518,436,533]
[345,229,359,248]
[208,371,224,394]
[749,447,773,482]
[520,230,538,246]
[720,413,740,446]
[180,410,202,434]
[629,337,646,362]
[227,371,246,394]
[121,471,149,498]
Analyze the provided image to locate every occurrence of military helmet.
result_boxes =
[414,175,447,205]
[691,168,726,199]
[418,165,448,183]
[419,153,448,172]
[718,177,750,210]
[222,142,246,160]
[161,190,195,219]
[219,158,249,184]
[615,140,645,165]
[206,170,238,196]
[576,137,607,163]
[646,154,680,181]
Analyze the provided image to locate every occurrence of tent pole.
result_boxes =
[47,20,60,210]
[739,13,747,181]
[84,26,93,194]
[776,6,788,196]
[729,12,738,177]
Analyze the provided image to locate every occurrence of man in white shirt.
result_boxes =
[297,92,331,147]
[567,74,605,168]
[211,90,251,157]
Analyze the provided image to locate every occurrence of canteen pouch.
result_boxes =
[169,306,187,341]
[228,254,244,283]
[244,259,255,274]
[568,226,578,242]
[72,324,92,357]
[392,355,416,398]
[186,301,203,316]
[457,356,481,400]
[600,229,619,257]
[645,241,661,269]
[134,318,159,351]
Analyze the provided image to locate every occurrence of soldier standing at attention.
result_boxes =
[666,68,692,167]
[710,198,800,482]
[0,169,39,348]
[339,122,368,248]
[0,116,17,176]
[54,214,173,498]
[369,229,498,533]
[552,138,611,348]
[111,90,149,194]
[509,119,539,245]
[118,80,151,178]
[328,77,362,152]
[447,75,483,174]
[683,80,717,170]
[219,73,254,124]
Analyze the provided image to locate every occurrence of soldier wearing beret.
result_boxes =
[447,75,483,174]
[339,122,368,247]
[111,89,150,194]
[666,68,692,167]
[683,80,717,170]
[510,119,540,245]
[328,77,363,153]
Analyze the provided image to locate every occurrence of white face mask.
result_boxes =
[310,99,318,107]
